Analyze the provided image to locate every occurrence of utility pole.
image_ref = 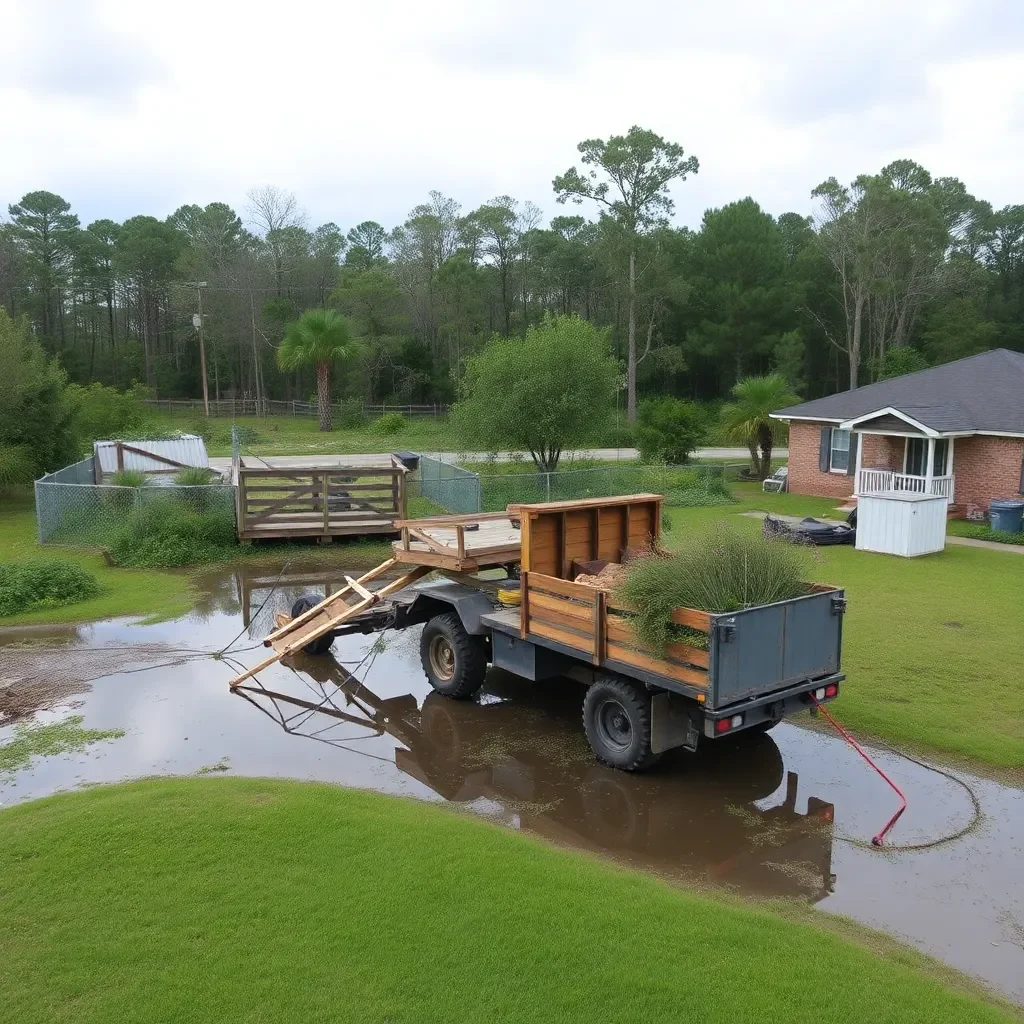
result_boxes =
[187,281,210,416]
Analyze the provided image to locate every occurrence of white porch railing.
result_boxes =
[857,469,954,500]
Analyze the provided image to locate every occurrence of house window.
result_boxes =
[829,429,851,472]
[905,438,949,477]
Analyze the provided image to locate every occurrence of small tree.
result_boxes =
[453,315,618,472]
[635,397,705,465]
[721,374,798,479]
[276,309,356,431]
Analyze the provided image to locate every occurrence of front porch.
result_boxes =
[843,410,958,503]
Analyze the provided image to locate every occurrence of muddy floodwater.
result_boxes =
[1,564,1022,1003]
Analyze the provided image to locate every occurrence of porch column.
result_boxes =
[854,431,864,495]
[947,438,955,501]
[926,437,935,495]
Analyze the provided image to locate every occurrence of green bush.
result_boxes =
[110,469,148,488]
[337,404,369,429]
[173,467,215,486]
[66,382,153,445]
[376,412,406,435]
[635,397,705,465]
[108,494,236,568]
[0,560,101,617]
[0,443,34,488]
[954,524,1024,546]
[616,526,811,651]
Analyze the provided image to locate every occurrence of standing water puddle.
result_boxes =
[1,564,1022,1003]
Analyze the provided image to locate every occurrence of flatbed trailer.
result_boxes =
[229,494,846,771]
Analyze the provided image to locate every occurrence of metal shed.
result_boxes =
[93,436,210,482]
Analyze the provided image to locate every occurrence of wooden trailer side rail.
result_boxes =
[520,571,711,690]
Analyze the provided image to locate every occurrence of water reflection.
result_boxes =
[235,652,837,903]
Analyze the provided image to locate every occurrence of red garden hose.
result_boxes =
[809,695,907,846]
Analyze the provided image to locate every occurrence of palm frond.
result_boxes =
[276,309,356,371]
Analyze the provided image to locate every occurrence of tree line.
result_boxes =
[3,127,1022,421]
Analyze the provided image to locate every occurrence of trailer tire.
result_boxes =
[420,613,487,699]
[290,596,335,656]
[583,676,660,772]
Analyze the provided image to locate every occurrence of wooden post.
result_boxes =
[621,505,631,561]
[592,590,606,666]
[456,525,466,566]
[560,511,569,579]
[322,473,329,534]
[116,441,124,470]
[520,570,529,639]
[591,508,600,560]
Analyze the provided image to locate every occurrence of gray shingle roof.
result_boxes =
[773,349,1024,434]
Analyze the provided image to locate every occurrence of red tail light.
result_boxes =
[715,718,732,734]
[824,683,839,698]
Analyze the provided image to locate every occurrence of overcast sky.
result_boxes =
[2,0,1022,232]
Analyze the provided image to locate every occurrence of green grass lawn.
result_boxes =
[667,485,1024,771]
[0,493,197,626]
[0,778,1013,1024]
[149,411,463,458]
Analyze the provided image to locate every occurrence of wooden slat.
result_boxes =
[243,483,396,494]
[528,619,592,654]
[528,591,592,623]
[238,466,401,478]
[391,511,515,529]
[407,527,453,556]
[526,573,596,602]
[593,589,605,665]
[604,616,710,668]
[344,575,374,601]
[509,493,664,514]
[530,604,595,635]
[605,642,709,688]
[606,600,711,633]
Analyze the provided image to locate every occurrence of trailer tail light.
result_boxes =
[824,683,839,698]
[715,714,744,734]
[814,688,826,700]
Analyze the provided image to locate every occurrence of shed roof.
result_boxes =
[94,435,209,474]
[773,349,1024,434]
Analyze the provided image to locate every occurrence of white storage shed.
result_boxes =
[93,435,210,483]
[855,491,948,557]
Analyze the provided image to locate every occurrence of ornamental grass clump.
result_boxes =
[616,526,811,652]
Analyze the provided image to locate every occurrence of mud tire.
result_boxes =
[290,596,335,656]
[582,676,660,772]
[420,613,487,699]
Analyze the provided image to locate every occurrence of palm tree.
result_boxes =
[276,309,356,431]
[721,373,799,479]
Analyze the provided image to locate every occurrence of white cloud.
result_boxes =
[1,0,1022,229]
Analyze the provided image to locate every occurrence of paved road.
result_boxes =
[423,447,784,464]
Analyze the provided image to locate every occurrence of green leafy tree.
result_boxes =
[870,347,928,380]
[276,309,357,431]
[453,314,618,471]
[635,397,705,465]
[0,309,78,482]
[721,373,798,479]
[553,127,698,422]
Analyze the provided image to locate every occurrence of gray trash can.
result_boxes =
[989,499,1024,534]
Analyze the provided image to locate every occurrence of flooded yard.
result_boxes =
[1,563,1022,1003]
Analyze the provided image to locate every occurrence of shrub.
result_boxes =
[0,560,101,617]
[376,412,406,435]
[954,524,1024,546]
[66,382,153,445]
[108,494,236,568]
[233,424,262,447]
[110,469,148,488]
[635,397,705,465]
[174,467,215,486]
[0,443,34,488]
[337,404,368,429]
[616,526,811,651]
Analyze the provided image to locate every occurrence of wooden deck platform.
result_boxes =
[392,512,522,572]
[235,455,407,542]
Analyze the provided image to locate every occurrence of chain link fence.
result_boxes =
[35,457,235,546]
[413,455,482,514]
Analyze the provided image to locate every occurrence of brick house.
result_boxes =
[771,349,1024,512]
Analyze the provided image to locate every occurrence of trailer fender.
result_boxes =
[393,581,496,636]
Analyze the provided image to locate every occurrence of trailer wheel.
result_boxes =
[420,613,487,699]
[582,676,659,772]
[290,596,334,656]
